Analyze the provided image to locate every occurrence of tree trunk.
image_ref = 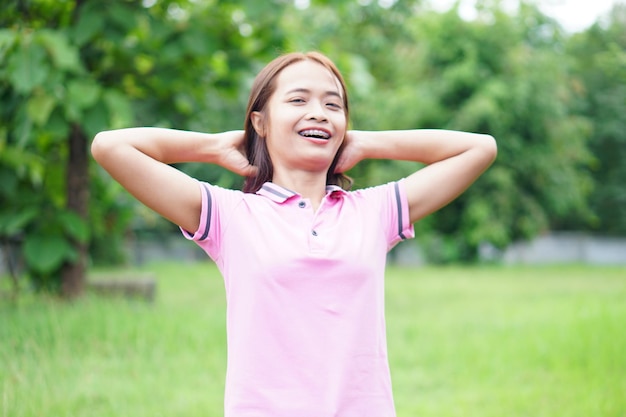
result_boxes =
[61,123,89,299]
[1,237,22,302]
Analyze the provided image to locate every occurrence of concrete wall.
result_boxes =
[501,232,626,265]
[1,232,625,277]
[126,235,207,265]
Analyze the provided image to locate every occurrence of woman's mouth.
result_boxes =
[298,129,331,140]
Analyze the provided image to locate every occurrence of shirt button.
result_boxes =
[311,230,318,236]
[298,201,306,208]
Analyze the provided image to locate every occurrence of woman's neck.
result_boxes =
[272,169,328,210]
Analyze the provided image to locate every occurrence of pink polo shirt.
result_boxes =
[182,180,414,417]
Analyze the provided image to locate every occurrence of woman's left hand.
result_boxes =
[335,130,367,173]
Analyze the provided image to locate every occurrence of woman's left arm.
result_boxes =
[337,130,497,224]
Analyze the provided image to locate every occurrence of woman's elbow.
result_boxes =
[481,134,498,163]
[91,131,115,163]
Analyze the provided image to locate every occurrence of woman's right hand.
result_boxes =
[214,130,257,177]
[91,127,256,233]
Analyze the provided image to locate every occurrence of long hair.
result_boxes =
[242,51,353,193]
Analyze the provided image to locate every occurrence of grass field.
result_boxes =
[2,262,625,417]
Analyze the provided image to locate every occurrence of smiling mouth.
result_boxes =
[299,129,331,140]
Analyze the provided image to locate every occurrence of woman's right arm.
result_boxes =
[91,128,254,233]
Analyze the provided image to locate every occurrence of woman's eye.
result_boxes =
[290,98,305,103]
[327,102,342,109]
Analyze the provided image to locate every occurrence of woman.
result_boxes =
[91,51,497,416]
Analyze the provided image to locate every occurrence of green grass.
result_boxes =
[2,263,625,416]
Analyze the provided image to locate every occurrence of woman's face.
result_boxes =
[252,60,347,175]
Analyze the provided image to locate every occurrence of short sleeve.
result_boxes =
[387,179,415,248]
[353,179,415,251]
[180,181,212,241]
[180,181,244,261]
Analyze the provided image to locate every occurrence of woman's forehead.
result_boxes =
[275,60,343,97]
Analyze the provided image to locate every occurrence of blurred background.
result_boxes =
[2,2,626,417]
[1,0,625,297]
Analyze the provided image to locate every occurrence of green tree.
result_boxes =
[0,0,287,297]
[1,0,607,287]
[275,0,594,261]
[1,3,93,295]
[409,3,594,259]
[567,3,626,235]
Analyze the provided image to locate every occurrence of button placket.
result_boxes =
[308,206,325,252]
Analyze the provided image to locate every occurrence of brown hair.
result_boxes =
[242,51,353,193]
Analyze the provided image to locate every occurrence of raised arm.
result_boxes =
[91,128,254,233]
[337,129,497,224]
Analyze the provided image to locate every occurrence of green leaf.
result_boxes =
[82,101,109,138]
[59,210,90,244]
[108,3,137,32]
[0,145,45,186]
[23,234,74,274]
[46,108,71,140]
[0,29,17,61]
[0,208,38,236]
[0,168,18,198]
[63,102,81,122]
[64,79,101,121]
[346,54,375,96]
[103,89,133,128]
[26,92,57,126]
[14,106,34,148]
[134,54,155,75]
[7,39,49,93]
[37,30,83,72]
[181,29,212,56]
[210,50,229,77]
[72,4,105,46]
[67,79,101,109]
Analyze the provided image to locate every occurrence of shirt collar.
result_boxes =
[325,184,347,199]
[256,182,347,203]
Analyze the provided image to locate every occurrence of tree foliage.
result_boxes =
[0,0,288,296]
[414,4,594,257]
[0,0,623,295]
[277,1,595,260]
[567,3,626,235]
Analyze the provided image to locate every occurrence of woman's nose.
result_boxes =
[305,101,328,122]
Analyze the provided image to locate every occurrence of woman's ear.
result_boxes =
[250,111,265,138]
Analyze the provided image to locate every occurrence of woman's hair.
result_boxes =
[242,51,353,193]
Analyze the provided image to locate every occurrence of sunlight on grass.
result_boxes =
[2,263,625,416]
[386,265,626,417]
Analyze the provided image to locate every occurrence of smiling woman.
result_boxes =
[253,62,346,197]
[90,51,497,416]
[244,52,351,196]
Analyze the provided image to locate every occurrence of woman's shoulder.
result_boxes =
[199,181,282,207]
[347,180,402,197]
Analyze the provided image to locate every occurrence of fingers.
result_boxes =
[334,157,347,173]
[240,163,258,177]
[229,157,258,177]
[334,152,357,173]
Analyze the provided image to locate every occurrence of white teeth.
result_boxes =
[299,129,330,139]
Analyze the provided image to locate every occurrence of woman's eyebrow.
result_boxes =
[285,87,342,99]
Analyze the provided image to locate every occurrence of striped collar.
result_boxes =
[256,182,347,203]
